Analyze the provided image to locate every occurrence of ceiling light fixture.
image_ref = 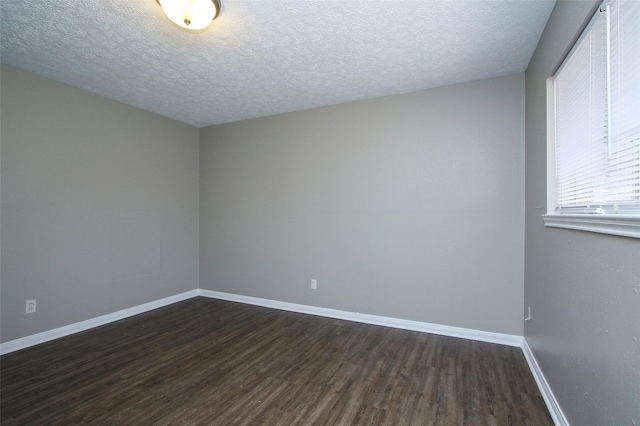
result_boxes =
[157,0,221,31]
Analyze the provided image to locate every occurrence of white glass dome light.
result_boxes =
[158,0,221,31]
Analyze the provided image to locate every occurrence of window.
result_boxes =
[544,0,640,238]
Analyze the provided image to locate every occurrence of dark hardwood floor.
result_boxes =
[1,297,552,425]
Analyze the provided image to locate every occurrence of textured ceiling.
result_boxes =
[1,0,555,128]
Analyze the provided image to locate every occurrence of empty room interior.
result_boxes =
[1,0,639,424]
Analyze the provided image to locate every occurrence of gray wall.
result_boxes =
[525,1,640,424]
[200,74,525,335]
[0,65,200,343]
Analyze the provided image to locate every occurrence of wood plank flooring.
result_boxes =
[1,297,552,425]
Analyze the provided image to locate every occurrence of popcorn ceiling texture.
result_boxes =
[0,0,555,127]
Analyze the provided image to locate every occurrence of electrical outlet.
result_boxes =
[310,279,317,290]
[26,299,37,314]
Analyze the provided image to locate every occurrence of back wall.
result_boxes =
[200,74,525,335]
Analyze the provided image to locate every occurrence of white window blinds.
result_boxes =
[553,0,640,214]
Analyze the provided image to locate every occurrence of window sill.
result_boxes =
[542,214,640,239]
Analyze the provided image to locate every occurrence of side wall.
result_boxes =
[524,1,640,424]
[0,65,200,342]
[200,74,525,335]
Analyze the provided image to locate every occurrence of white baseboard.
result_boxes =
[198,289,523,347]
[1,289,521,354]
[0,290,199,355]
[522,338,569,426]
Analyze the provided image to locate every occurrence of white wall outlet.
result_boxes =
[26,299,37,314]
[310,279,317,290]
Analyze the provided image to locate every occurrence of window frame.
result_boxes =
[543,0,640,239]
